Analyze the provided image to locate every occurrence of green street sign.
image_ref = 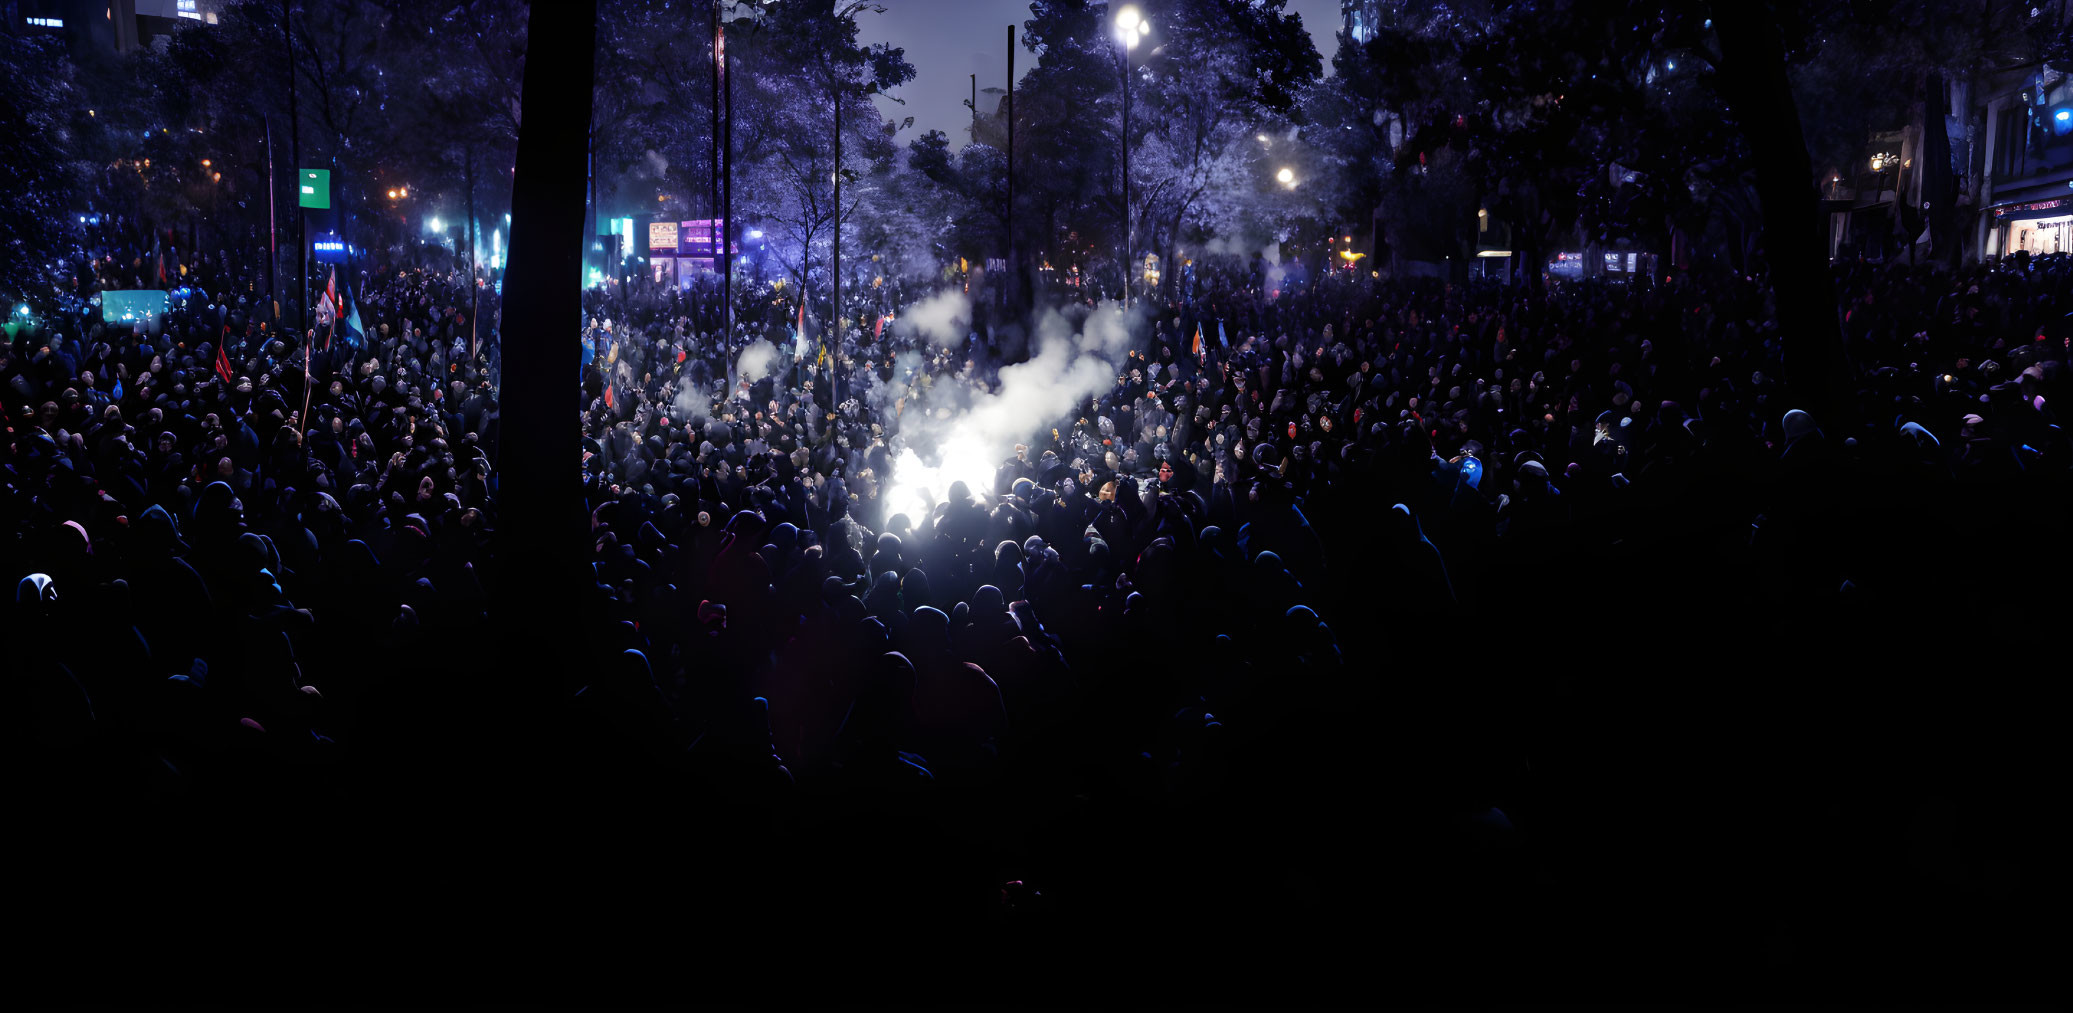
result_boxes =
[299,169,330,210]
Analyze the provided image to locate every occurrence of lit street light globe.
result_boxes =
[1117,5,1148,47]
[1276,167,1295,185]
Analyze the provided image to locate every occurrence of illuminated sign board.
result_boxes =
[312,232,348,264]
[679,219,719,258]
[1995,198,2070,219]
[298,169,330,209]
[649,220,679,252]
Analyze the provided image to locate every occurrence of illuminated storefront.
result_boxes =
[2001,205,2072,255]
[646,218,728,290]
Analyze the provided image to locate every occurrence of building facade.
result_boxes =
[1977,63,2073,259]
[8,0,218,55]
[1341,0,1399,46]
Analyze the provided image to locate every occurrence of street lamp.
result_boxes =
[1117,5,1149,305]
[1277,167,1296,187]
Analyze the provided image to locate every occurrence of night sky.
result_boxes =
[859,0,1342,150]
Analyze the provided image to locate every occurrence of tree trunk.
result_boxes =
[1712,4,1852,427]
[495,0,594,697]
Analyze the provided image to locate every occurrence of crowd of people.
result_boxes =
[7,225,501,802]
[560,246,2066,979]
[12,225,2068,996]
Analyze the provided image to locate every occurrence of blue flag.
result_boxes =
[112,378,124,401]
[340,286,365,354]
[1218,320,1229,348]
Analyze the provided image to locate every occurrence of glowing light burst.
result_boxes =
[883,433,996,524]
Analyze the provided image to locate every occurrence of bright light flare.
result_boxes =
[883,433,997,525]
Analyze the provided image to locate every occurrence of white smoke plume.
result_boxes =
[1203,234,1262,258]
[894,289,973,349]
[671,378,714,427]
[881,299,1143,522]
[864,348,927,418]
[735,338,780,385]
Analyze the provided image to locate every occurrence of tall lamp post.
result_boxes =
[1116,5,1148,307]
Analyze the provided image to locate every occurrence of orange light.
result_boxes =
[201,159,211,167]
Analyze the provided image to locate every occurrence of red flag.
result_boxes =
[214,343,234,385]
[1192,324,1202,357]
[324,269,340,350]
[875,314,885,339]
[797,297,807,342]
[604,385,615,409]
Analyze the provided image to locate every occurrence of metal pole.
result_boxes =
[266,116,277,326]
[833,70,841,354]
[1007,24,1016,316]
[712,0,721,284]
[722,22,732,341]
[282,0,306,336]
[468,146,479,360]
[971,73,977,137]
[1122,37,1131,308]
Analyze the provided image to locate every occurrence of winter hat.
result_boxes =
[1781,409,1818,442]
